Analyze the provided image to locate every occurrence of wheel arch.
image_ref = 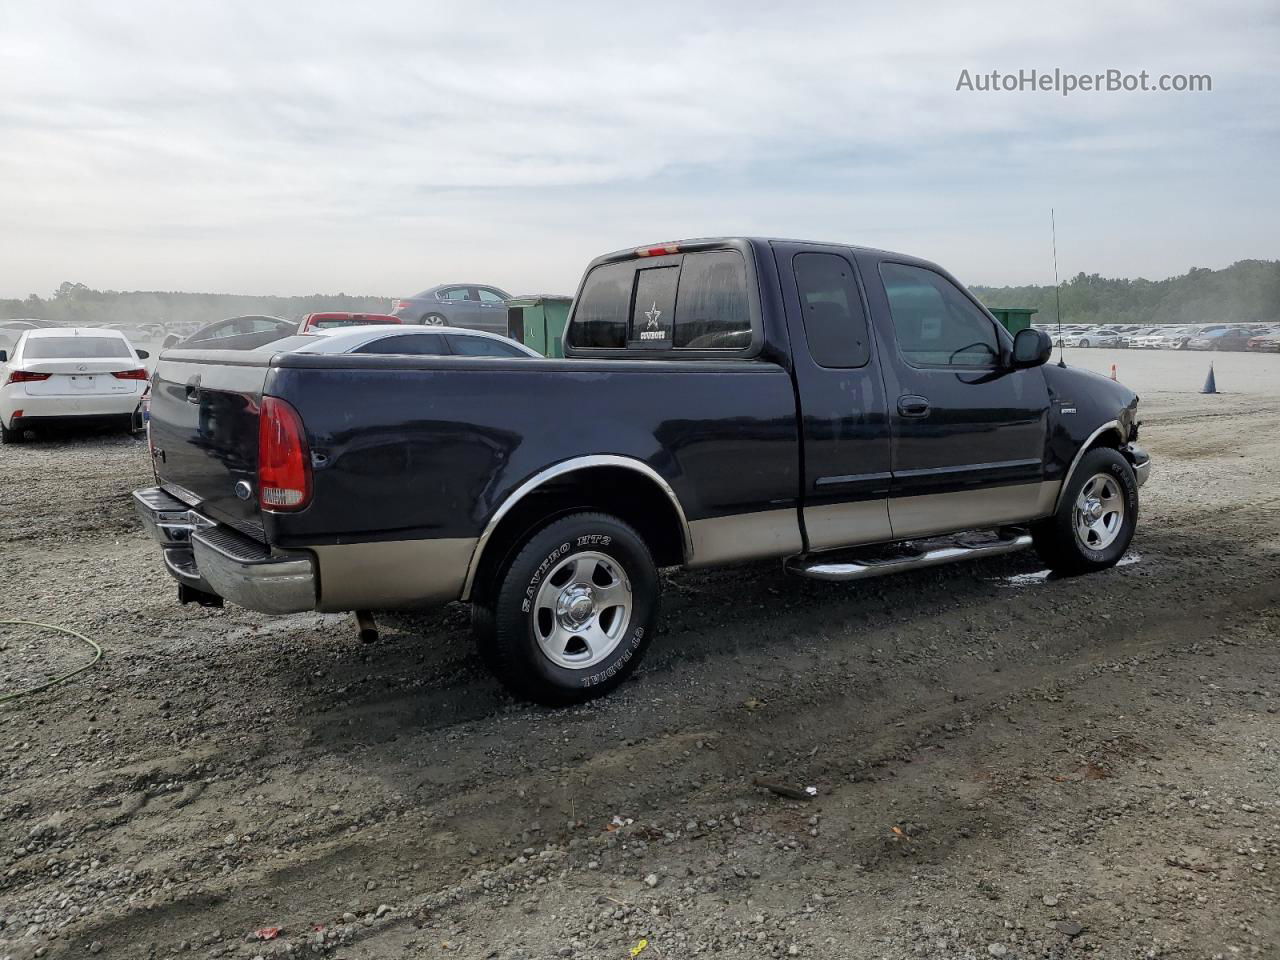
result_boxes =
[461,456,693,602]
[1054,419,1124,511]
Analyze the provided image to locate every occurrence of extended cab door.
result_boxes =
[775,242,893,551]
[856,254,1053,538]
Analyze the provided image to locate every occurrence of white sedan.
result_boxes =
[0,328,151,443]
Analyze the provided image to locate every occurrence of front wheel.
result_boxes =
[486,512,659,705]
[1078,338,1091,348]
[1032,447,1138,575]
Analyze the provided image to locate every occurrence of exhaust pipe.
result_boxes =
[355,609,378,644]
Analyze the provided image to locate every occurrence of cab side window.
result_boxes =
[793,253,870,368]
[880,262,1000,367]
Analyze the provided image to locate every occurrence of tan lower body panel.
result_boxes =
[887,481,1060,540]
[312,537,477,611]
[803,499,894,551]
[688,507,804,567]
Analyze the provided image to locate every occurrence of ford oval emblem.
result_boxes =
[234,480,253,501]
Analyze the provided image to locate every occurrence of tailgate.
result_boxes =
[150,355,271,540]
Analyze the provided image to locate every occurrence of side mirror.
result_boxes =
[136,349,150,360]
[1010,328,1052,369]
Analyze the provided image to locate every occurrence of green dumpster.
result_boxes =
[506,295,573,358]
[988,307,1038,335]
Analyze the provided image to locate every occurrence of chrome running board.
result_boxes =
[786,532,1033,582]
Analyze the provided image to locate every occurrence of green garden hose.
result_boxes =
[0,619,103,705]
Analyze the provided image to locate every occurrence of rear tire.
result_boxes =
[1032,447,1138,575]
[1,422,24,444]
[489,512,659,705]
[423,313,447,326]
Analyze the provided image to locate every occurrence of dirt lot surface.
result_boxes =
[2,352,1278,960]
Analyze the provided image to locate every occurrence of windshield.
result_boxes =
[24,336,132,359]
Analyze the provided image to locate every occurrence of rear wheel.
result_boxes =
[487,512,659,705]
[1032,447,1138,575]
[1,421,24,444]
[423,313,447,326]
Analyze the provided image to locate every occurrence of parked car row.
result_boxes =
[1037,321,1280,351]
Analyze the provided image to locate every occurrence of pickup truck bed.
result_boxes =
[136,237,1150,704]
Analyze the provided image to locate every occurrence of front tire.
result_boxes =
[488,512,659,705]
[1032,447,1138,575]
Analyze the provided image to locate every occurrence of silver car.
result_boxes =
[390,284,512,333]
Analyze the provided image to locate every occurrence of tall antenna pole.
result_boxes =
[1051,208,1066,367]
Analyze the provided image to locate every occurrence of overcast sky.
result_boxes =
[1,0,1276,299]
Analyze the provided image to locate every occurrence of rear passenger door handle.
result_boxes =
[898,395,931,418]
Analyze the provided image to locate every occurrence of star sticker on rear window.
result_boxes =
[644,302,662,330]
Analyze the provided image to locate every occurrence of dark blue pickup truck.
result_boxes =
[135,238,1150,703]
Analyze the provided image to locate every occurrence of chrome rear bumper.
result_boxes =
[133,487,316,615]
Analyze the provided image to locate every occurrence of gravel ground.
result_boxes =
[1,352,1278,960]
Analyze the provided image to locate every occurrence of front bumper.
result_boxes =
[133,487,316,615]
[1122,442,1151,488]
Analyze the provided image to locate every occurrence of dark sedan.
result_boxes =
[1187,328,1253,351]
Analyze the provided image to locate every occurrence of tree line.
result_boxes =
[973,259,1280,327]
[0,282,391,329]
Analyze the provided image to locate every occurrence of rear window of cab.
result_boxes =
[569,250,752,352]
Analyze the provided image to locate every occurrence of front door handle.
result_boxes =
[898,395,931,418]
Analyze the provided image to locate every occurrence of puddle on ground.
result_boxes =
[998,552,1142,587]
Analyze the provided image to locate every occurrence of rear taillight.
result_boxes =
[112,368,149,380]
[6,371,51,385]
[258,397,312,512]
[395,300,411,311]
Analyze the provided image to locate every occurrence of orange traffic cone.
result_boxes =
[1109,363,1117,381]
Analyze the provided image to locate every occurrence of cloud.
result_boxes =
[0,0,1276,297]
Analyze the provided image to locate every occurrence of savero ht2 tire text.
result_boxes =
[487,512,659,705]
